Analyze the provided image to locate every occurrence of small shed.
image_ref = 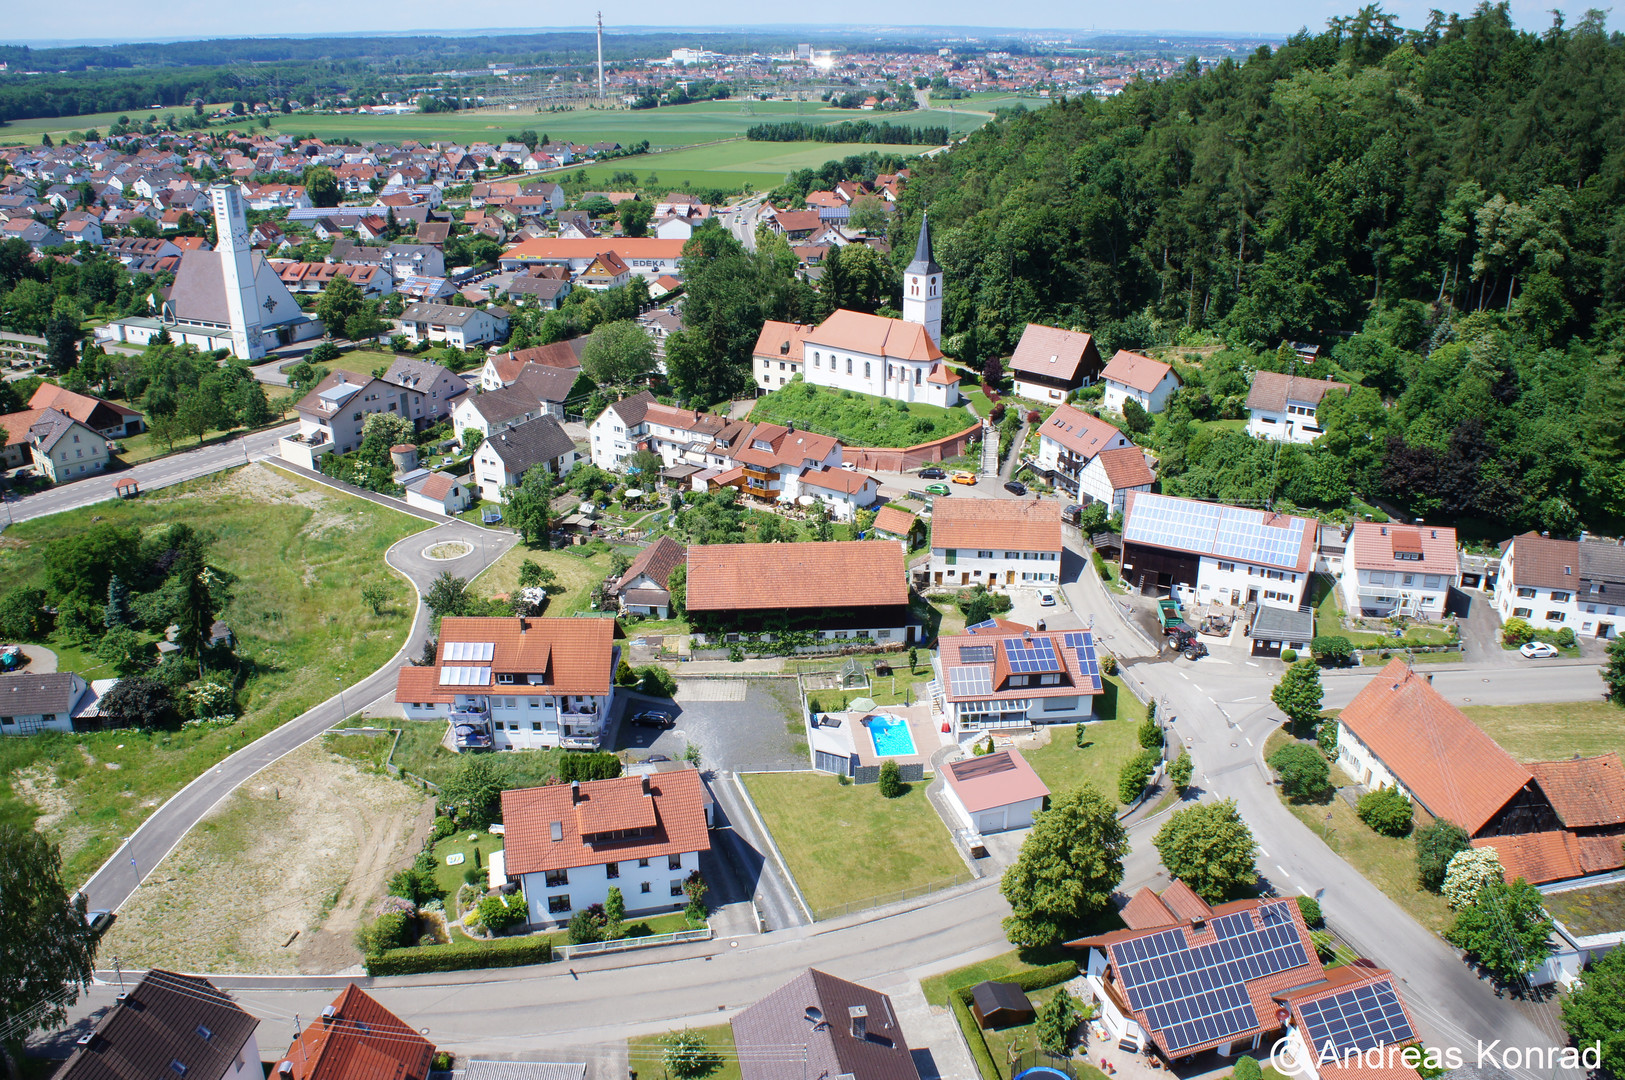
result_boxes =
[1249,605,1314,658]
[942,749,1050,834]
[971,981,1035,1029]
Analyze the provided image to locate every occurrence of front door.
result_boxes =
[1599,623,1614,639]
[1006,570,1015,585]
[934,571,943,586]
[1247,588,1259,604]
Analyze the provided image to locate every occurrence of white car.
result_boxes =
[1039,591,1056,606]
[839,461,857,472]
[1519,641,1559,658]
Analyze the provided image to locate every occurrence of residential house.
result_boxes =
[1479,755,1625,884]
[1244,371,1350,444]
[1494,532,1625,639]
[383,356,468,422]
[1247,605,1314,659]
[941,748,1050,833]
[871,504,924,547]
[55,969,262,1080]
[384,242,446,280]
[28,383,144,438]
[275,261,393,297]
[1032,403,1150,514]
[752,321,817,392]
[1100,350,1180,415]
[1274,967,1423,1080]
[1069,886,1336,1061]
[0,671,90,735]
[393,615,619,750]
[684,541,915,646]
[1008,324,1103,403]
[499,237,687,282]
[0,408,110,482]
[278,984,434,1080]
[588,390,656,470]
[722,421,843,504]
[395,302,509,348]
[575,251,632,290]
[59,218,104,246]
[283,370,425,466]
[472,415,580,502]
[932,624,1103,736]
[507,266,573,308]
[1121,492,1315,609]
[731,969,919,1080]
[499,770,710,925]
[929,498,1062,589]
[555,210,598,238]
[397,275,457,302]
[639,307,683,370]
[1339,522,1460,619]
[479,339,585,391]
[2,218,65,250]
[403,471,472,515]
[797,467,879,521]
[609,535,686,619]
[454,385,545,443]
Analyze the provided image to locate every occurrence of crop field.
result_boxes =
[568,139,932,191]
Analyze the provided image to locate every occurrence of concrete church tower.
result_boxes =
[209,183,266,360]
[902,212,943,345]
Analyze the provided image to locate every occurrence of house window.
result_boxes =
[846,358,852,374]
[1551,591,1571,603]
[1517,587,1537,599]
[1545,611,1566,622]
[639,858,650,868]
[606,862,620,879]
[548,895,571,914]
[497,673,514,684]
[531,721,541,731]
[545,869,569,887]
[671,880,685,897]
[668,855,683,870]
[641,882,652,894]
[864,362,871,377]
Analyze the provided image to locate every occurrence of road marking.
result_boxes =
[1235,695,1256,702]
[1257,846,1269,857]
[1244,736,1254,747]
[1178,670,1190,681]
[1245,661,1260,667]
[1275,864,1290,878]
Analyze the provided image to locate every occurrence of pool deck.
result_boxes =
[850,704,947,773]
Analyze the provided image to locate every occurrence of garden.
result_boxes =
[1310,576,1458,652]
[749,380,977,447]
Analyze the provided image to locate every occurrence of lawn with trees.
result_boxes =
[749,380,976,447]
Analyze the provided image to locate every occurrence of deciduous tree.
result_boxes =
[1153,798,1258,902]
[1445,878,1554,984]
[1560,945,1625,1077]
[1415,818,1471,893]
[1271,660,1324,735]
[1000,784,1127,947]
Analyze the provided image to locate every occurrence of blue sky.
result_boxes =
[12,1,1592,45]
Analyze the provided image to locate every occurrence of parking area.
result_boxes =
[611,676,807,772]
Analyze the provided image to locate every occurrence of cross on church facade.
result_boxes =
[263,295,278,315]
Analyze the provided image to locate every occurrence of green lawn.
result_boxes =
[750,382,976,447]
[1263,729,1452,935]
[569,139,936,192]
[471,543,623,616]
[920,946,1075,1006]
[1461,701,1625,763]
[0,465,427,883]
[431,830,504,903]
[628,1024,739,1080]
[983,986,1112,1080]
[741,771,966,917]
[114,388,297,465]
[1024,717,1147,805]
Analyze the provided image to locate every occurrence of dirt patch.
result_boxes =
[100,741,430,975]
[14,766,96,871]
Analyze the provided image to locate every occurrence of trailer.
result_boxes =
[1157,598,1184,632]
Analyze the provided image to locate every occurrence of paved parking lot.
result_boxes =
[611,676,807,772]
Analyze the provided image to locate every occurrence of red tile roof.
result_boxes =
[1504,532,1583,591]
[943,749,1050,813]
[1101,350,1175,394]
[394,665,456,704]
[280,984,435,1080]
[805,309,943,363]
[1339,660,1532,834]
[615,535,686,593]
[503,237,687,262]
[752,320,818,362]
[501,770,711,874]
[871,505,918,537]
[1009,324,1101,383]
[1038,403,1131,460]
[1528,753,1625,828]
[403,616,615,695]
[930,498,1062,552]
[1096,446,1155,489]
[1159,879,1214,923]
[1120,886,1179,930]
[799,467,875,495]
[1244,371,1349,412]
[685,541,906,612]
[1349,522,1459,575]
[1473,831,1625,885]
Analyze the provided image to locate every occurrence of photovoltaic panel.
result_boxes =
[958,644,996,664]
[1123,493,1307,571]
[1063,630,1103,691]
[439,665,490,686]
[1003,636,1061,672]
[444,640,495,662]
[1298,979,1414,1057]
[966,619,1000,633]
[947,667,993,696]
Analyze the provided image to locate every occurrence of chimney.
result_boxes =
[321,1005,337,1024]
[641,773,652,796]
[571,780,581,804]
[518,617,528,633]
[849,1005,868,1040]
[279,1064,294,1077]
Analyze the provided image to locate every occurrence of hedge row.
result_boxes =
[364,933,553,976]
[949,960,1081,1080]
[951,992,1002,1080]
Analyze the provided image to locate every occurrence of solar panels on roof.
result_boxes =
[965,618,1000,633]
[1298,979,1414,1058]
[948,666,993,696]
[1003,636,1061,673]
[445,640,495,662]
[958,644,996,664]
[1124,493,1307,570]
[1063,630,1103,692]
[439,665,490,686]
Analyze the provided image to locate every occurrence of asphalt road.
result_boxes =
[79,518,516,915]
[3,423,296,525]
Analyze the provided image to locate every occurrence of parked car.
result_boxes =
[925,483,951,496]
[1519,641,1559,658]
[628,709,675,728]
[1062,504,1083,526]
[84,909,115,938]
[1039,590,1055,606]
[952,471,977,485]
[1004,480,1027,495]
[642,754,672,763]
[839,461,857,472]
[918,466,947,480]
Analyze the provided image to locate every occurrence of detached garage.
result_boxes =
[943,749,1050,834]
[1249,605,1313,659]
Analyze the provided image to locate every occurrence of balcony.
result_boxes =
[450,698,489,718]
[560,733,601,750]
[743,484,778,501]
[451,719,494,750]
[561,701,598,717]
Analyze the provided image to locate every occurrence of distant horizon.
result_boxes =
[2,4,1597,50]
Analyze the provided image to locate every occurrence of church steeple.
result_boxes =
[902,212,943,344]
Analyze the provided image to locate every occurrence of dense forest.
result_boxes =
[885,3,1625,535]
[747,120,950,144]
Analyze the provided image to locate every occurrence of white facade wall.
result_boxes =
[1177,554,1309,610]
[798,480,878,522]
[401,684,616,749]
[517,848,700,924]
[1334,720,1405,792]
[36,425,110,483]
[1078,456,1149,517]
[756,354,803,392]
[1339,566,1453,618]
[802,344,956,408]
[300,383,424,456]
[405,481,470,516]
[930,546,1063,588]
[946,694,1095,735]
[473,444,577,503]
[1247,405,1325,445]
[1102,371,1179,416]
[1013,377,1080,404]
[397,309,508,348]
[1492,545,1600,631]
[943,787,1045,833]
[453,395,541,443]
[588,408,645,470]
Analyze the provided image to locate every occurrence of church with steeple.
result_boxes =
[754,213,961,407]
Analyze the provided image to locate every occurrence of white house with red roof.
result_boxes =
[928,498,1062,590]
[393,616,618,751]
[941,749,1050,833]
[499,771,711,924]
[1034,403,1152,514]
[931,624,1103,737]
[796,466,879,521]
[1100,350,1180,415]
[752,320,817,392]
[1338,522,1459,618]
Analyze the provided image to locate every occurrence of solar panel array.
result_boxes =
[439,665,491,686]
[958,644,996,664]
[1110,902,1311,1054]
[445,640,495,662]
[1123,494,1307,571]
[1298,980,1413,1057]
[966,618,1000,633]
[1003,636,1061,672]
[1063,631,1103,692]
[947,666,993,696]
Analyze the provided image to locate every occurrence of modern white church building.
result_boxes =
[793,214,961,409]
[101,184,323,360]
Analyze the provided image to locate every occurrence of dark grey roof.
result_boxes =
[464,1063,585,1080]
[0,671,83,714]
[905,212,939,276]
[970,981,1034,1017]
[607,389,656,427]
[329,239,386,265]
[57,969,259,1080]
[1250,605,1314,639]
[485,414,578,471]
[731,969,918,1080]
[1579,540,1625,589]
[507,276,570,299]
[168,249,298,327]
[468,384,542,425]
[400,302,488,326]
[385,355,466,397]
[511,364,576,405]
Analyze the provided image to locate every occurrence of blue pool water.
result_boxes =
[868,714,918,757]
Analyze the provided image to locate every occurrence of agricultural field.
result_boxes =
[0,463,427,884]
[567,139,935,193]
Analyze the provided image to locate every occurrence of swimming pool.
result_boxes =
[867,714,918,757]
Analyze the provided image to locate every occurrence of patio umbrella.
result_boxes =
[798,495,817,506]
[625,488,643,499]
[848,697,878,714]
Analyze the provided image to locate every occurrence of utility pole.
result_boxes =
[596,12,605,100]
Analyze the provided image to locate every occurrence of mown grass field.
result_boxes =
[1461,700,1625,763]
[1023,715,1148,806]
[471,542,625,616]
[567,139,934,192]
[628,1024,740,1080]
[750,382,976,447]
[0,464,427,884]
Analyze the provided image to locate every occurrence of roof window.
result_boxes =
[196,1026,213,1042]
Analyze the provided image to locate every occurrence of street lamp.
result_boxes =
[335,676,347,721]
